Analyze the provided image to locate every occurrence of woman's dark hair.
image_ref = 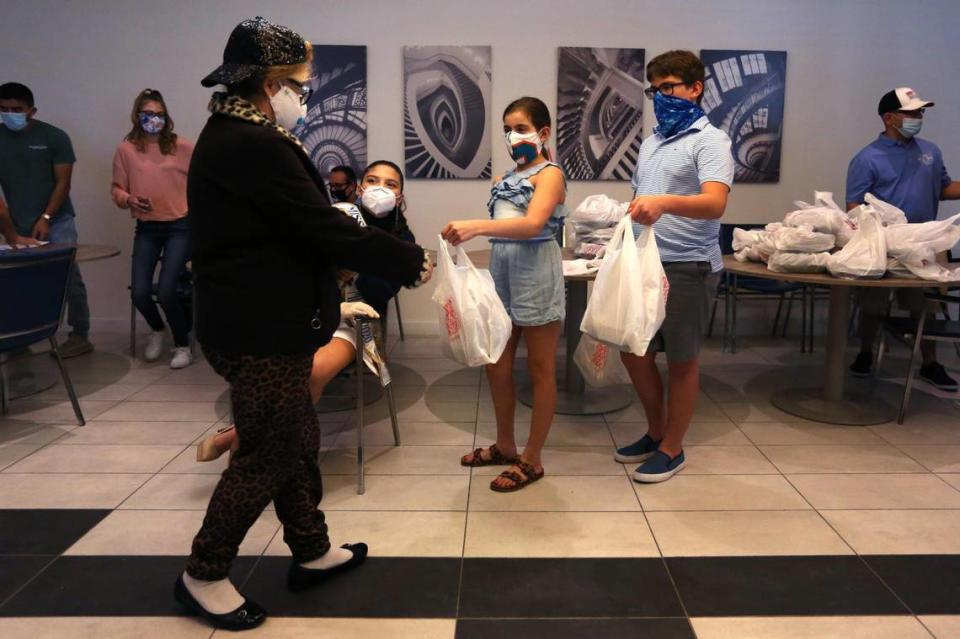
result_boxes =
[125,88,178,155]
[503,97,553,160]
[363,160,404,194]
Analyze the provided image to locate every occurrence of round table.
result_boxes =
[463,247,634,415]
[723,255,958,425]
[6,243,122,400]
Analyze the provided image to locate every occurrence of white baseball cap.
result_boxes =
[878,87,935,114]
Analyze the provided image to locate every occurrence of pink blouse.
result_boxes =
[111,138,193,222]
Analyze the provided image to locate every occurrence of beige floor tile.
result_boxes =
[718,402,817,423]
[871,420,960,445]
[159,446,230,474]
[129,384,230,402]
[822,509,960,554]
[472,446,624,476]
[647,511,852,556]
[464,511,658,557]
[5,443,184,474]
[0,444,43,471]
[789,473,960,509]
[321,445,470,476]
[740,421,886,446]
[56,420,213,445]
[900,445,960,473]
[335,421,475,447]
[691,616,933,639]
[939,474,960,491]
[63,367,172,386]
[37,382,147,402]
[320,474,469,511]
[761,445,927,474]
[468,475,640,512]
[608,421,750,446]
[95,401,226,422]
[0,422,73,446]
[919,616,960,639]
[119,473,230,510]
[155,365,228,385]
[266,511,465,558]
[474,420,612,447]
[0,617,212,639]
[636,475,810,511]
[391,367,481,387]
[681,445,780,475]
[65,509,279,556]
[4,399,118,423]
[0,473,149,508]
[219,618,456,639]
[477,401,607,424]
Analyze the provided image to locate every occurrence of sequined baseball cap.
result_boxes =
[201,16,307,88]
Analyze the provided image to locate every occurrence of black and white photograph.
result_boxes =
[556,47,646,181]
[403,45,492,179]
[701,49,787,183]
[297,44,367,179]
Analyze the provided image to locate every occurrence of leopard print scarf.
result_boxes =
[208,92,304,150]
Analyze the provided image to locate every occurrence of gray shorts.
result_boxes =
[858,287,936,316]
[650,261,720,363]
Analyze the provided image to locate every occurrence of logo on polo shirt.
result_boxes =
[920,153,934,166]
[27,145,48,151]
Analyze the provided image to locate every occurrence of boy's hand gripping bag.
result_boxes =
[580,216,668,356]
[431,238,512,367]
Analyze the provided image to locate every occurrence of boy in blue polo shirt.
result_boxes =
[847,88,960,390]
[614,50,734,483]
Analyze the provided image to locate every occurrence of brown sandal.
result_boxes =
[490,460,544,492]
[460,443,518,467]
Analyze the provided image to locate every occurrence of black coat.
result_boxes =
[187,114,425,355]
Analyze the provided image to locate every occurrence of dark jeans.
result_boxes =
[131,217,191,347]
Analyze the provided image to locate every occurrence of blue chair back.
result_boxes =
[0,244,76,353]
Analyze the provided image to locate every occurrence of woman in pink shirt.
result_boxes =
[112,89,194,368]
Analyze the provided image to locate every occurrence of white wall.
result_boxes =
[4,0,959,333]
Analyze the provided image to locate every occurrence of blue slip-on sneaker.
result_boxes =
[632,450,685,483]
[614,434,662,464]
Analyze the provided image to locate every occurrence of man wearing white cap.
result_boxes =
[847,88,960,389]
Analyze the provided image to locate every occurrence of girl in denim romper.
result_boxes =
[442,97,566,492]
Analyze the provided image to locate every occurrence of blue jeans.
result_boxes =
[131,217,192,347]
[47,215,90,338]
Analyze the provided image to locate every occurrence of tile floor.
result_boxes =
[1,331,960,638]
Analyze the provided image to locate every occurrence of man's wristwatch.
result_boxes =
[41,213,52,222]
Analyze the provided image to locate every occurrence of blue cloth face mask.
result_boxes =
[139,113,166,135]
[897,116,922,138]
[505,130,543,165]
[653,91,706,139]
[1,112,29,131]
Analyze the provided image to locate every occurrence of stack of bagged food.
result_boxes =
[733,190,960,282]
[568,194,628,259]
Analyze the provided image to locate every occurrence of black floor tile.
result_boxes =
[456,618,694,639]
[459,558,683,618]
[242,557,460,617]
[0,556,257,616]
[0,509,111,555]
[864,555,960,614]
[0,556,54,605]
[668,556,908,617]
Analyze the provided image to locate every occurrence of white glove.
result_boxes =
[340,301,380,321]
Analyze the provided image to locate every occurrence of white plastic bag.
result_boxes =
[574,333,629,386]
[571,194,628,229]
[772,225,836,252]
[864,193,909,226]
[580,216,668,355]
[786,191,857,247]
[767,251,831,273]
[732,227,762,251]
[885,211,960,256]
[431,238,512,367]
[827,210,887,279]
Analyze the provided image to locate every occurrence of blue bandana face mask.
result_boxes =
[139,112,165,135]
[653,91,705,139]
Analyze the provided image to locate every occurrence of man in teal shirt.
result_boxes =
[0,82,92,357]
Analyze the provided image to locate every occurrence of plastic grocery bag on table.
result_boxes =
[573,333,629,386]
[884,212,960,281]
[431,238,512,367]
[826,210,887,279]
[772,225,836,252]
[863,193,909,226]
[767,251,831,273]
[786,191,857,247]
[580,216,668,356]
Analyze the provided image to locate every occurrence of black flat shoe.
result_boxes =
[287,543,368,592]
[174,574,267,631]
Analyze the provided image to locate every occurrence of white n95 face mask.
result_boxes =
[269,85,306,131]
[361,186,397,217]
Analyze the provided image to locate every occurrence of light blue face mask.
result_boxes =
[1,112,29,131]
[897,116,922,138]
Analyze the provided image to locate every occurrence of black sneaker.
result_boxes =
[849,352,873,377]
[918,363,958,391]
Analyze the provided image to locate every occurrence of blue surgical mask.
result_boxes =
[1,112,29,131]
[897,117,922,138]
[653,91,706,139]
[139,113,165,135]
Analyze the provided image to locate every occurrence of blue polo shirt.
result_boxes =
[846,134,951,223]
[631,116,734,272]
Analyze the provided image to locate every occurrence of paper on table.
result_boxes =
[0,240,49,251]
[563,258,601,277]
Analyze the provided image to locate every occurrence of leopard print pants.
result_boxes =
[186,347,331,580]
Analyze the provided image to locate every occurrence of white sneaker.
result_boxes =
[170,347,193,369]
[144,331,164,362]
